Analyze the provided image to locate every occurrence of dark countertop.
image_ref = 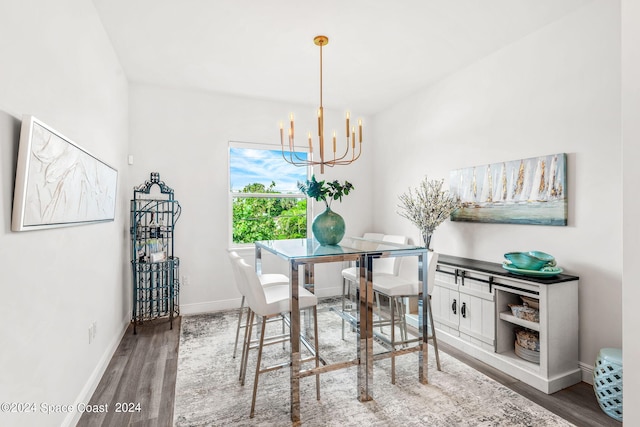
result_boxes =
[438,254,579,285]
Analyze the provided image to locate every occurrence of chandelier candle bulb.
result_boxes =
[308,132,313,151]
[333,131,337,153]
[352,128,356,149]
[346,112,350,137]
[290,113,294,139]
[358,119,362,142]
[279,122,284,145]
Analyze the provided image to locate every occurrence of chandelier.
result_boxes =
[280,35,363,174]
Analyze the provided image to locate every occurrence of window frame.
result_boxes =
[228,140,311,249]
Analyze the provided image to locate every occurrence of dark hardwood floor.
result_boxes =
[78,314,620,427]
[436,340,620,427]
[77,317,180,427]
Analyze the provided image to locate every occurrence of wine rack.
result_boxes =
[130,173,181,333]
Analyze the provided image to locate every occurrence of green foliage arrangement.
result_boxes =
[297,175,354,209]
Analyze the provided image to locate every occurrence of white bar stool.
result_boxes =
[228,251,289,359]
[237,258,321,419]
[372,251,441,384]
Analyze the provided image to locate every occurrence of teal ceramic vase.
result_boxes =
[312,207,345,245]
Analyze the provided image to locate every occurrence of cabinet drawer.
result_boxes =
[460,277,494,301]
[435,270,458,288]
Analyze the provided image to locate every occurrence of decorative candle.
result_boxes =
[290,113,294,139]
[280,122,284,145]
[351,127,356,149]
[332,131,337,153]
[358,119,363,143]
[346,112,350,137]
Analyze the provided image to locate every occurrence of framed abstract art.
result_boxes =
[11,116,118,231]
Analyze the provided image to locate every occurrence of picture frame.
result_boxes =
[449,153,567,226]
[11,115,118,231]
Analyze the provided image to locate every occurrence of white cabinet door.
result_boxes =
[459,289,495,348]
[458,276,495,347]
[432,271,460,335]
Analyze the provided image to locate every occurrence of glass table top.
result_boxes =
[255,237,425,260]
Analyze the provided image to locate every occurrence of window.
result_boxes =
[229,142,309,245]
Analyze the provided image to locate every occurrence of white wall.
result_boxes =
[128,84,374,313]
[0,1,129,426]
[622,0,640,424]
[372,0,621,374]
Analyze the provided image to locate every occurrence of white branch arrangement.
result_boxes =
[397,176,461,249]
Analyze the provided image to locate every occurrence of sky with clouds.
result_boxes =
[230,148,308,193]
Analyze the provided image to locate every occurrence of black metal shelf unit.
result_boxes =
[130,173,182,334]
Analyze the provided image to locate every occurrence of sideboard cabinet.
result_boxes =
[431,255,580,394]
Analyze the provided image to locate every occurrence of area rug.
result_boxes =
[174,301,573,426]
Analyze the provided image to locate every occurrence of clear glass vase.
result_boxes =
[422,230,434,251]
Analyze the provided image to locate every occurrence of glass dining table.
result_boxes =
[254,236,430,423]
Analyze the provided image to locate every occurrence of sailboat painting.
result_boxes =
[449,153,567,226]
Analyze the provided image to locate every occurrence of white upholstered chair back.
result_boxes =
[374,234,409,276]
[427,251,439,295]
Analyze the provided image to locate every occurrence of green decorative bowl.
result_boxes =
[504,251,555,270]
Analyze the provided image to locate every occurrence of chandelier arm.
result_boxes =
[280,137,304,165]
[282,151,304,166]
[291,149,309,163]
[281,145,325,166]
[331,132,362,162]
[329,143,363,165]
[331,138,353,162]
[284,148,312,165]
[282,138,361,167]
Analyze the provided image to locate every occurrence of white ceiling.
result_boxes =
[92,0,591,115]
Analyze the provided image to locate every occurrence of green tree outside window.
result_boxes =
[232,181,307,244]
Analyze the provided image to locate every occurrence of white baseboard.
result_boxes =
[63,318,130,427]
[580,361,594,385]
[181,298,240,315]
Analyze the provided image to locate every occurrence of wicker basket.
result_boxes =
[508,304,539,323]
[515,328,539,352]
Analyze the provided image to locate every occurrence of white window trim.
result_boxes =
[228,140,311,249]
